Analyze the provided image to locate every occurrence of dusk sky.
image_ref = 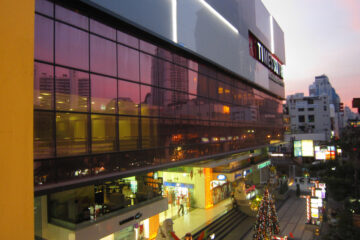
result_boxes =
[262,0,360,111]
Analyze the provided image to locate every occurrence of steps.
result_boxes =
[192,208,247,240]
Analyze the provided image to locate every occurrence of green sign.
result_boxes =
[257,160,271,169]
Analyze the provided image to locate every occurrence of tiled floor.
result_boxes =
[168,198,233,238]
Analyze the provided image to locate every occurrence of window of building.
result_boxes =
[307,99,314,104]
[298,115,305,122]
[91,115,116,153]
[90,35,117,76]
[34,62,54,110]
[324,106,327,111]
[55,67,89,112]
[118,80,140,115]
[119,116,139,150]
[91,74,117,113]
[34,111,54,159]
[140,53,158,86]
[117,44,139,81]
[56,113,88,156]
[35,15,53,62]
[308,108,314,111]
[298,108,304,112]
[308,115,315,122]
[55,22,89,70]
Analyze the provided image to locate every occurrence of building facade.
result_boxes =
[6,0,286,239]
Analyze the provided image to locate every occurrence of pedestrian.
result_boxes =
[178,195,185,216]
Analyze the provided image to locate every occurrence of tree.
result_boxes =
[253,189,280,240]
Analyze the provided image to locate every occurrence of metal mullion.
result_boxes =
[115,31,120,152]
[87,17,92,157]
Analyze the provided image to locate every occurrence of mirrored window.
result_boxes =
[35,15,53,62]
[188,70,198,96]
[55,22,89,70]
[55,5,88,30]
[117,30,139,49]
[90,19,116,40]
[119,116,139,151]
[91,115,116,153]
[34,62,53,109]
[56,113,88,156]
[35,0,53,17]
[34,111,54,159]
[140,85,159,117]
[55,67,89,112]
[118,80,140,115]
[140,53,158,86]
[118,45,139,81]
[141,118,158,148]
[91,74,117,113]
[140,40,157,55]
[90,35,116,76]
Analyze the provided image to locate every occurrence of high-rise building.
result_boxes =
[1,0,286,239]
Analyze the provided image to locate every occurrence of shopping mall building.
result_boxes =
[0,0,285,239]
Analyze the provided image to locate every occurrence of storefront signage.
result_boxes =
[217,174,226,181]
[249,32,283,79]
[164,182,194,189]
[119,212,142,225]
[257,160,271,169]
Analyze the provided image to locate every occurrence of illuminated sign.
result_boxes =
[217,174,226,181]
[294,141,302,157]
[257,160,271,169]
[302,140,314,157]
[249,32,283,79]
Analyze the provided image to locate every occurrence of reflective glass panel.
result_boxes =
[90,35,116,76]
[118,45,139,81]
[91,74,117,113]
[55,22,89,70]
[55,67,89,112]
[140,40,157,55]
[188,70,198,96]
[141,118,158,148]
[117,30,139,48]
[140,53,158,86]
[34,111,54,159]
[34,62,53,109]
[55,5,88,30]
[141,85,159,116]
[118,80,140,115]
[56,113,88,156]
[119,116,139,151]
[35,15,53,62]
[90,19,116,40]
[91,115,116,153]
[197,74,209,97]
[35,0,53,17]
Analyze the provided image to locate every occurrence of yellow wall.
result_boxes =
[0,0,34,239]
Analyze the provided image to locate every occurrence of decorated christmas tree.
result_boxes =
[253,188,280,240]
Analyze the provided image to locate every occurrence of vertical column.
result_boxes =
[0,0,34,239]
[148,214,160,239]
[204,168,213,209]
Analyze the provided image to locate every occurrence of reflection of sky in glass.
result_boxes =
[55,22,89,70]
[118,44,139,81]
[90,35,116,76]
[91,74,117,113]
[35,15,53,62]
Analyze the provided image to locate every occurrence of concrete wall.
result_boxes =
[0,0,34,239]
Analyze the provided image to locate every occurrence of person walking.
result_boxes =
[178,195,185,216]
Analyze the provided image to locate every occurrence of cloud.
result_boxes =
[340,0,360,31]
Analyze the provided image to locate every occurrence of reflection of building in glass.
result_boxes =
[26,1,287,240]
